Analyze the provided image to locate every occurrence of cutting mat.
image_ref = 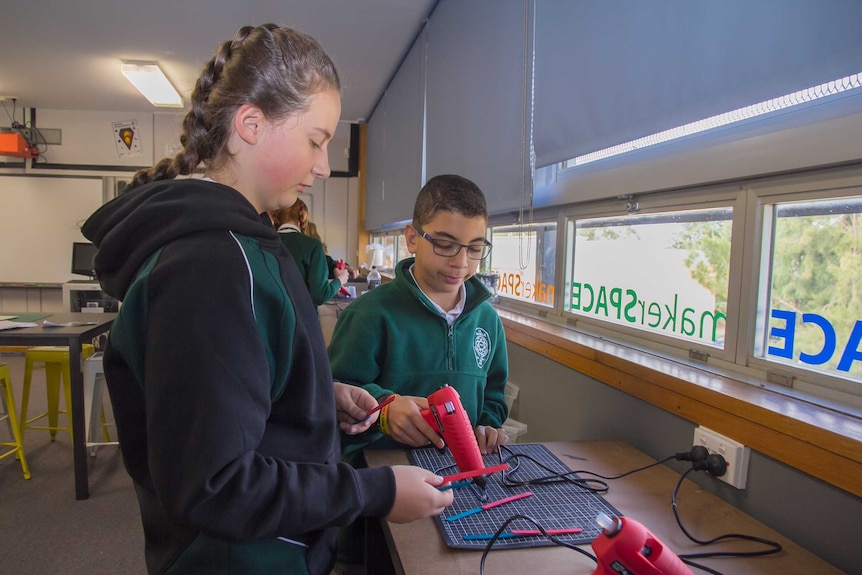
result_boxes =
[408,443,622,550]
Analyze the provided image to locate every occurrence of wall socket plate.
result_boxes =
[693,426,750,489]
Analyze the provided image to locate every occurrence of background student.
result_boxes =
[82,23,452,575]
[327,174,509,570]
[303,221,359,282]
[271,198,350,305]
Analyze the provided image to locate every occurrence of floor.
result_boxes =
[0,352,146,575]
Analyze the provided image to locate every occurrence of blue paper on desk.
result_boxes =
[409,443,622,550]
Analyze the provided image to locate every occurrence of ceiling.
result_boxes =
[0,0,436,124]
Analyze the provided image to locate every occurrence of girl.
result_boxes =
[271,199,349,306]
[82,24,451,575]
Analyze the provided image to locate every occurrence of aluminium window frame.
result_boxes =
[559,185,745,367]
[485,221,558,311]
[496,164,862,412]
[741,167,862,408]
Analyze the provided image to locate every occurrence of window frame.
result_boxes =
[536,184,745,366]
[368,230,408,271]
[497,165,862,412]
[484,220,558,311]
[741,173,862,408]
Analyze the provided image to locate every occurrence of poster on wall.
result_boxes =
[113,120,143,157]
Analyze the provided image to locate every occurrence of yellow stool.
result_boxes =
[0,363,31,479]
[19,344,96,442]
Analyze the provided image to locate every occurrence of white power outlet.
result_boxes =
[693,426,750,489]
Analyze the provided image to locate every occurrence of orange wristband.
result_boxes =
[378,403,392,436]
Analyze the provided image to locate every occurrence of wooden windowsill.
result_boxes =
[497,308,862,499]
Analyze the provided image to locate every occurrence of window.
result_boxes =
[509,166,862,409]
[754,195,862,389]
[565,208,732,350]
[486,223,557,308]
[368,231,409,271]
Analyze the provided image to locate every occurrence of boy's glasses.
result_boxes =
[415,226,493,260]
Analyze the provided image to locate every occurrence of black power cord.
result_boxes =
[465,445,782,575]
[477,513,597,575]
[672,467,782,573]
[497,443,679,494]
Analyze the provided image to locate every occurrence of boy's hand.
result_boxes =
[386,465,453,523]
[474,425,510,455]
[333,382,378,434]
[386,396,446,449]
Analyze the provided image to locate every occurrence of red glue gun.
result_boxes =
[336,259,351,296]
[420,385,485,474]
[591,513,693,575]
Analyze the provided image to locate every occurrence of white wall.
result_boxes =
[0,176,102,283]
[306,176,360,267]
[0,108,359,286]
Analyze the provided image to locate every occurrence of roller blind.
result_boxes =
[364,27,426,230]
[364,93,387,230]
[425,0,529,216]
[533,0,862,169]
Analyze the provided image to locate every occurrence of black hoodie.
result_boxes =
[82,179,394,575]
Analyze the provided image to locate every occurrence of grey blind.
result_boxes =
[364,93,387,230]
[534,0,862,168]
[425,0,528,216]
[364,27,426,230]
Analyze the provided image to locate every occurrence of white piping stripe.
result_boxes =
[229,231,256,320]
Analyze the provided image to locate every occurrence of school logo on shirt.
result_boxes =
[473,328,491,368]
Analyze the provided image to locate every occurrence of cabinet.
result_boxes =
[62,281,119,313]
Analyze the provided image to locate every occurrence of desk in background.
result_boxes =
[61,280,119,313]
[366,440,842,575]
[0,312,116,500]
[319,289,359,346]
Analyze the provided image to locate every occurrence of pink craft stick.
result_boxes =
[481,491,532,510]
[510,528,583,536]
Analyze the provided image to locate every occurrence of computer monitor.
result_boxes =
[71,242,98,279]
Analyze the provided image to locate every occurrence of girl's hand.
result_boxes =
[333,382,378,434]
[387,465,453,522]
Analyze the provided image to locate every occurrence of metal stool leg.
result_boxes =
[0,364,31,479]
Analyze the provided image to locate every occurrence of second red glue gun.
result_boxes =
[336,259,351,296]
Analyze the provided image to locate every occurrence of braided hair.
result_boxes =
[270,198,309,233]
[129,24,340,189]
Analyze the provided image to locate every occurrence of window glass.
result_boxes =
[395,233,410,265]
[368,233,404,271]
[755,197,862,382]
[487,223,557,307]
[567,209,731,348]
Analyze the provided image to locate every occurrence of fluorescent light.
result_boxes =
[566,71,862,168]
[121,62,183,108]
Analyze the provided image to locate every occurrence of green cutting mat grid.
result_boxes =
[408,443,622,550]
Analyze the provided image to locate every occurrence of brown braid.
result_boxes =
[129,24,340,190]
[269,198,309,233]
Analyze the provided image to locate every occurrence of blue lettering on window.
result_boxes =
[837,321,862,372]
[798,313,835,365]
[767,309,795,359]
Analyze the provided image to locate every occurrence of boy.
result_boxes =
[328,173,510,459]
[328,174,509,573]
